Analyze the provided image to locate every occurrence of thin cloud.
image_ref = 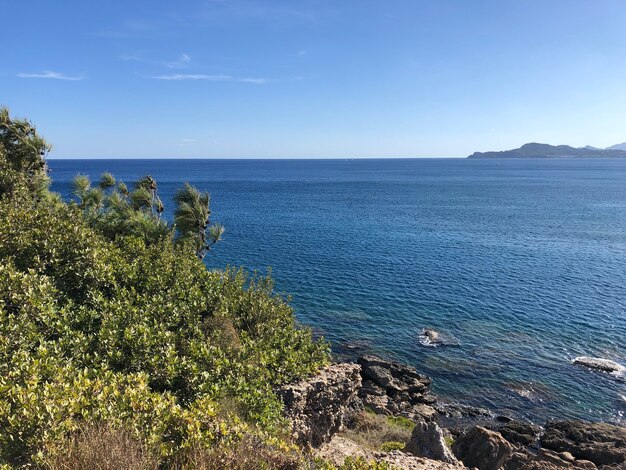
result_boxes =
[120,52,143,62]
[166,53,191,68]
[122,52,192,69]
[145,73,266,84]
[179,138,197,147]
[297,49,308,56]
[17,71,86,81]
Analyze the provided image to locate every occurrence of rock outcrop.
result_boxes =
[357,355,436,420]
[404,420,458,463]
[506,448,598,470]
[317,435,464,470]
[279,359,626,470]
[278,362,361,447]
[541,420,626,466]
[499,421,542,447]
[452,426,513,470]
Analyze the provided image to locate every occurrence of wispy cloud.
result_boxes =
[179,138,197,147]
[166,53,191,68]
[145,73,266,84]
[122,52,192,69]
[17,71,86,81]
[297,49,308,56]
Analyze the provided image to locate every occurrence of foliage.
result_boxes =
[70,170,223,258]
[0,108,331,467]
[0,108,51,199]
[174,183,224,259]
[384,416,415,431]
[71,172,171,245]
[314,457,395,470]
[338,458,394,470]
[379,441,405,452]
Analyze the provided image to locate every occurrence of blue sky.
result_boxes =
[3,0,626,158]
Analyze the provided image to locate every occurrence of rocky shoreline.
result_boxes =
[278,356,626,470]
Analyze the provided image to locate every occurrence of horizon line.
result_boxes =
[47,155,467,160]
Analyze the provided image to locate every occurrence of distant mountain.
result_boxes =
[606,142,626,151]
[468,142,626,158]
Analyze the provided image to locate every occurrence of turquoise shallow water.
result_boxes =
[49,158,626,424]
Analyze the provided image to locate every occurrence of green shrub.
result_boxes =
[385,416,415,431]
[0,108,331,467]
[379,441,405,452]
[338,457,393,470]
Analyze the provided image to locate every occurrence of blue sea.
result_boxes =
[48,158,626,424]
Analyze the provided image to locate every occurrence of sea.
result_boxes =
[48,158,626,424]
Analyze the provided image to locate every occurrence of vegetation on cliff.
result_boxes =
[0,108,334,468]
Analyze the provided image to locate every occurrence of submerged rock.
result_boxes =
[541,420,626,466]
[420,328,442,346]
[278,363,361,447]
[418,328,459,348]
[572,357,625,376]
[404,420,458,464]
[452,426,513,470]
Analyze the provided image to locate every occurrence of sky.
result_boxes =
[2,0,626,158]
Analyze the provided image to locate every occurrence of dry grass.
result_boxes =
[202,315,241,350]
[173,436,302,470]
[339,411,414,452]
[45,425,157,470]
[45,426,302,470]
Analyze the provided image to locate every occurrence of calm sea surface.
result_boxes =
[48,158,626,424]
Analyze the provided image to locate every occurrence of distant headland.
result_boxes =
[468,142,626,158]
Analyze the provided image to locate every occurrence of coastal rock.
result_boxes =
[452,426,513,470]
[404,420,458,463]
[278,363,361,447]
[533,449,597,469]
[436,402,493,420]
[317,435,464,470]
[414,404,439,422]
[377,450,464,470]
[316,435,372,464]
[500,421,542,447]
[572,357,625,376]
[357,355,434,419]
[541,420,626,466]
[505,449,598,470]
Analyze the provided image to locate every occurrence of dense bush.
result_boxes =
[0,108,331,467]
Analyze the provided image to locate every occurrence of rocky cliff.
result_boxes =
[279,356,626,470]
